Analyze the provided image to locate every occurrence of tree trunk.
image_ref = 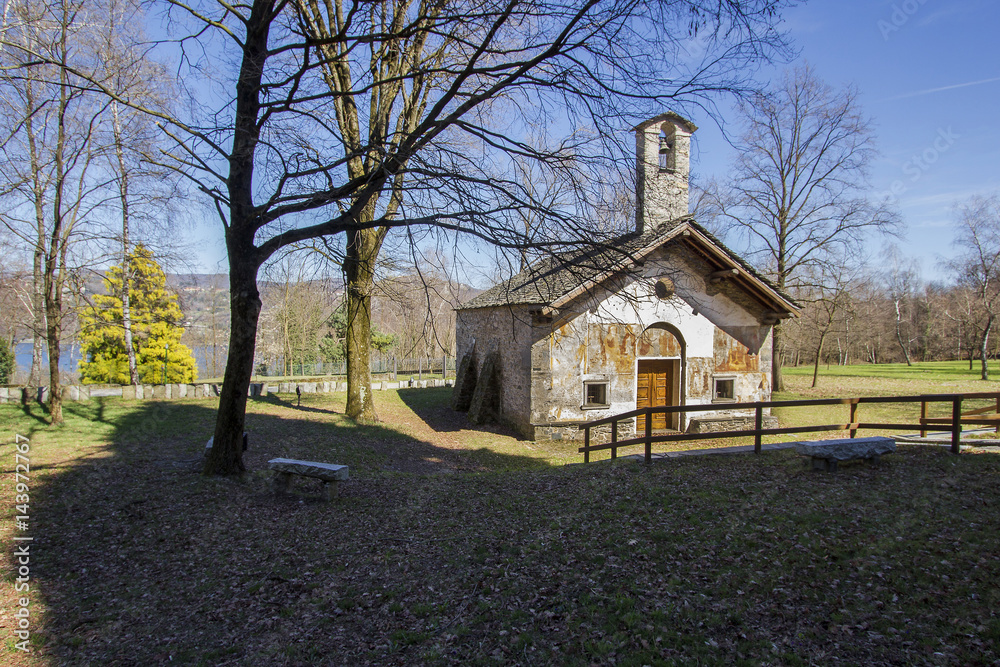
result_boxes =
[28,121,46,388]
[122,268,139,384]
[894,300,912,366]
[44,50,72,426]
[811,331,828,388]
[29,247,45,386]
[204,260,261,475]
[113,102,139,385]
[343,227,384,422]
[204,0,270,475]
[42,220,66,424]
[980,316,993,381]
[844,315,851,366]
[771,322,784,392]
[44,290,62,423]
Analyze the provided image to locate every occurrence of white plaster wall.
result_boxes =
[456,251,775,438]
[589,287,716,357]
[541,251,772,430]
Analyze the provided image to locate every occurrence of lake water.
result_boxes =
[15,342,83,372]
[14,342,218,377]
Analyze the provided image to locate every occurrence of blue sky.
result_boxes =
[690,0,1000,282]
[189,0,1000,283]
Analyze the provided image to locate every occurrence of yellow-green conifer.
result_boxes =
[79,244,198,384]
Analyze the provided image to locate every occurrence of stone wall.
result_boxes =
[523,251,773,440]
[686,414,779,434]
[455,305,537,437]
[635,114,693,233]
[0,379,453,404]
[534,420,637,443]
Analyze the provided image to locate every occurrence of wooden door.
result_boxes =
[637,359,676,431]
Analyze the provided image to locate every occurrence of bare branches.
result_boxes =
[2,0,790,471]
[945,193,1000,379]
[710,65,898,292]
[705,65,898,390]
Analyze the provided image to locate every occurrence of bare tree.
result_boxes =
[95,0,176,386]
[882,244,921,366]
[942,284,977,368]
[946,194,1000,380]
[0,0,113,423]
[797,256,861,387]
[374,242,467,364]
[8,0,792,472]
[711,65,897,391]
[0,261,32,358]
[267,251,334,375]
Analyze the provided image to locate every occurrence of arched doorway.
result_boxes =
[636,324,684,431]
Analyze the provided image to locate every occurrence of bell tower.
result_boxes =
[634,113,697,234]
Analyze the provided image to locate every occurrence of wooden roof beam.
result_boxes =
[707,268,739,283]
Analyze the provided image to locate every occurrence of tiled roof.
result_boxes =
[457,217,796,311]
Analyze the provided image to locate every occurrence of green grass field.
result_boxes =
[2,369,1000,665]
[783,359,990,381]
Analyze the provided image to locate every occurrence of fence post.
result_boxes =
[951,397,962,455]
[584,427,590,464]
[393,357,397,380]
[611,420,618,460]
[754,405,762,454]
[442,355,447,380]
[644,411,652,464]
[849,400,858,438]
[920,400,928,437]
[995,395,999,434]
[419,357,423,381]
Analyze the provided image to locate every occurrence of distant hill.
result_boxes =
[166,273,229,290]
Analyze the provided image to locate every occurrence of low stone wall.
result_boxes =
[686,414,779,433]
[0,378,453,404]
[532,421,638,443]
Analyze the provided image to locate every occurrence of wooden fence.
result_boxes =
[579,392,1000,464]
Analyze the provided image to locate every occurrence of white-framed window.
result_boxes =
[713,376,736,402]
[583,381,609,409]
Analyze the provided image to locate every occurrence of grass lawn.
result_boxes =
[2,376,1000,665]
[784,359,998,383]
[776,361,1000,445]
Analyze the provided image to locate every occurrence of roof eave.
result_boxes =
[543,221,800,318]
[542,221,694,315]
[680,227,800,316]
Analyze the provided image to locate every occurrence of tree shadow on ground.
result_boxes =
[15,395,550,664]
[9,397,1000,665]
[16,400,50,426]
[250,391,339,415]
[396,386,525,438]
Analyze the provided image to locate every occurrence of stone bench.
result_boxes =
[267,458,349,501]
[204,433,249,456]
[794,436,896,471]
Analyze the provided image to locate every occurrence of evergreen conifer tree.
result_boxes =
[0,338,14,384]
[79,244,198,384]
